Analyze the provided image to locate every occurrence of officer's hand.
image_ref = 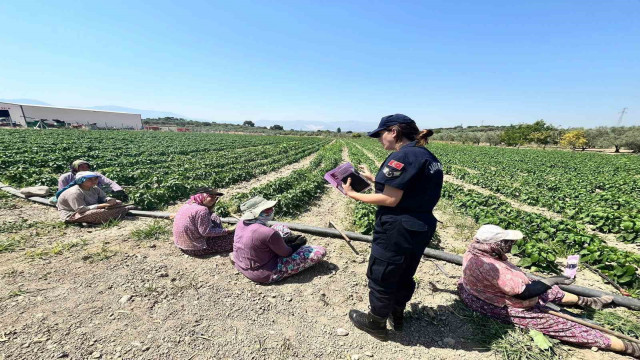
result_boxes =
[358,165,374,181]
[342,178,354,196]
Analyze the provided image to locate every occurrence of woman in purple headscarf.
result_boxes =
[172,188,234,257]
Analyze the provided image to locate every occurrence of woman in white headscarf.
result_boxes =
[232,196,326,284]
[56,171,132,224]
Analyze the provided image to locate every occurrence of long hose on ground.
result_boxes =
[2,183,639,310]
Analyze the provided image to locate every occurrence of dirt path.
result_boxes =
[220,152,318,198]
[163,151,320,214]
[0,189,630,359]
[354,143,381,168]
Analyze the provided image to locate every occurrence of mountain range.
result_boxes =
[0,98,371,132]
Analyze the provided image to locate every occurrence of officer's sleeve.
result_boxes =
[375,152,421,190]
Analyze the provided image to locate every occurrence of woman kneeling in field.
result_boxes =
[172,188,234,257]
[459,225,639,358]
[232,196,326,284]
[56,171,132,224]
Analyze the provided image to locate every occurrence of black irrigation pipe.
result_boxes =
[2,182,640,310]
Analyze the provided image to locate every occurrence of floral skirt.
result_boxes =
[269,245,326,283]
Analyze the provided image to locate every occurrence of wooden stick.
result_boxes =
[583,263,631,297]
[328,221,360,255]
[546,309,640,344]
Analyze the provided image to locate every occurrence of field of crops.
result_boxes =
[1,129,639,296]
[346,139,640,296]
[0,130,330,210]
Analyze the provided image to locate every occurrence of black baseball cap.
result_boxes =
[367,114,415,138]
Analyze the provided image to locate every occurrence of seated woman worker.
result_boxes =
[172,188,234,257]
[232,196,326,284]
[58,160,128,201]
[459,224,639,358]
[56,171,132,224]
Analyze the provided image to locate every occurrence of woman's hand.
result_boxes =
[358,165,375,182]
[342,178,355,197]
[106,198,118,206]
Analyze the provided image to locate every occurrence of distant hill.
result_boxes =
[81,105,187,119]
[0,98,52,106]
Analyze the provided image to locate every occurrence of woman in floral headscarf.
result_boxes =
[172,188,234,257]
[458,225,638,358]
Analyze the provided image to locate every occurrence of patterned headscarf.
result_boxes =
[188,193,210,206]
[466,237,514,261]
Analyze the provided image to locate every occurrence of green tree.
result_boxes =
[337,127,341,133]
[269,124,284,130]
[243,120,255,127]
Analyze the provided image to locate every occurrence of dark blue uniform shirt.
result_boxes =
[374,141,443,230]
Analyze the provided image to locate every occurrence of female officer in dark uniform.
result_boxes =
[342,114,443,341]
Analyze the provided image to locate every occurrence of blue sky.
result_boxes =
[1,1,638,130]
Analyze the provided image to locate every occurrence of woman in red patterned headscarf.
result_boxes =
[172,188,234,257]
[458,225,638,358]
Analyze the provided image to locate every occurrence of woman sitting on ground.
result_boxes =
[458,224,639,358]
[58,159,128,201]
[172,188,234,257]
[56,171,132,224]
[232,196,326,284]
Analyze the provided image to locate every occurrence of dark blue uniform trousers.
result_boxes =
[367,216,435,318]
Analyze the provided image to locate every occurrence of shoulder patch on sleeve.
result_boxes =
[388,160,404,170]
[383,165,402,178]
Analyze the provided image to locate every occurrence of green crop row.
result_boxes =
[429,143,640,243]
[442,182,640,296]
[216,141,343,218]
[0,129,329,210]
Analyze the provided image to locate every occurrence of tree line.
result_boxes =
[432,121,640,152]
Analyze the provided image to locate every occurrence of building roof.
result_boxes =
[0,102,141,116]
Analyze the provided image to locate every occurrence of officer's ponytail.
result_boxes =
[416,129,434,146]
[390,123,434,147]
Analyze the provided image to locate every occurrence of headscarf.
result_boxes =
[55,171,99,198]
[70,160,89,173]
[187,193,209,206]
[466,238,514,261]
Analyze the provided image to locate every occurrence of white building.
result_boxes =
[0,102,142,129]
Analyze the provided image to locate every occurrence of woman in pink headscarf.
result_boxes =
[458,225,638,358]
[172,188,234,257]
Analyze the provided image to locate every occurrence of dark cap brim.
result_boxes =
[367,127,385,138]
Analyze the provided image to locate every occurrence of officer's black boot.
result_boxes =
[348,309,388,341]
[388,306,404,331]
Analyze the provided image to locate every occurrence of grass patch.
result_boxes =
[0,234,28,253]
[587,309,640,339]
[25,238,87,259]
[0,219,34,234]
[130,220,171,241]
[82,243,119,262]
[100,218,122,229]
[448,300,567,360]
[6,289,26,298]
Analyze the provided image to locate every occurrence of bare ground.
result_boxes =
[0,146,636,360]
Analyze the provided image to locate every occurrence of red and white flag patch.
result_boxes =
[388,160,404,170]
